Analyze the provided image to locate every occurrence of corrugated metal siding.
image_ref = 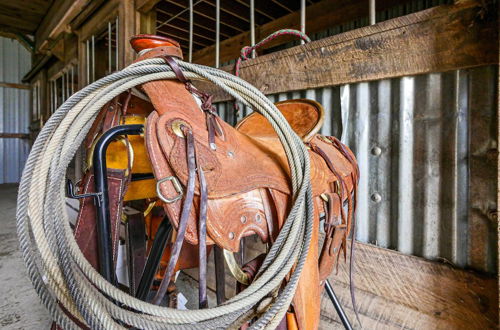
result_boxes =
[0,37,32,183]
[216,66,498,274]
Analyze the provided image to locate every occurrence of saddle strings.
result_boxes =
[16,58,314,329]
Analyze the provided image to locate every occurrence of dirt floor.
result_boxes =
[0,184,52,329]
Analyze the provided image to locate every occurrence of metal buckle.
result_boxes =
[156,176,183,203]
[223,249,250,285]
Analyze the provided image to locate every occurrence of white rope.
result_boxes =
[16,59,313,329]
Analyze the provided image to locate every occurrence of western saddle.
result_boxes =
[72,34,359,329]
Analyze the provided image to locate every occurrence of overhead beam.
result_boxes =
[136,0,162,13]
[35,0,91,53]
[196,2,498,102]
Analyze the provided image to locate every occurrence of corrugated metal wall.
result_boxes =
[0,37,32,183]
[216,66,498,274]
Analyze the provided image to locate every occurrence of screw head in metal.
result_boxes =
[227,151,234,158]
[371,193,382,203]
[240,215,247,224]
[255,214,261,222]
[371,146,382,156]
[229,232,235,240]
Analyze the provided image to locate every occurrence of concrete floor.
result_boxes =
[0,184,52,329]
[0,183,207,329]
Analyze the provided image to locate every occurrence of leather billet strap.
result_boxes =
[152,126,208,308]
[318,192,344,282]
[196,149,209,308]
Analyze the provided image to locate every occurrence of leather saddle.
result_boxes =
[73,35,359,330]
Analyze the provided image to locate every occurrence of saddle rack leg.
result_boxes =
[135,216,172,301]
[324,279,353,330]
[213,246,226,304]
[92,124,144,284]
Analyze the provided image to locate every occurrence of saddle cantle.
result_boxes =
[73,34,359,330]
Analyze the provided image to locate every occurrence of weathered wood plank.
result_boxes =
[182,239,497,329]
[196,2,498,102]
[35,0,91,52]
[324,241,497,329]
[136,0,162,13]
[0,14,38,34]
[0,82,31,90]
[0,133,30,139]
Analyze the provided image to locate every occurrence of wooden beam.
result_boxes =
[136,0,162,13]
[0,133,30,139]
[196,2,498,102]
[192,0,403,66]
[139,9,157,35]
[35,0,91,53]
[0,82,31,90]
[0,14,38,35]
[323,241,497,329]
[70,0,107,30]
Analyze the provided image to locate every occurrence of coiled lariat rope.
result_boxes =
[16,58,313,329]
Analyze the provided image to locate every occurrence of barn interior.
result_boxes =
[0,0,498,329]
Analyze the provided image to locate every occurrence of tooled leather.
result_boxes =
[145,111,203,246]
[146,112,271,251]
[154,109,291,198]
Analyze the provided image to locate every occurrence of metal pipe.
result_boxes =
[91,35,95,83]
[53,80,57,112]
[325,280,353,330]
[71,65,74,95]
[157,0,203,30]
[300,0,306,44]
[92,124,143,284]
[369,0,376,25]
[108,21,112,73]
[86,39,90,84]
[136,216,172,301]
[215,0,220,68]
[62,74,65,102]
[250,0,255,58]
[115,17,119,70]
[189,0,193,62]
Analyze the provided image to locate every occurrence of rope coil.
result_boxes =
[16,59,313,329]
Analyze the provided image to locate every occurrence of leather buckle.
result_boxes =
[156,176,183,203]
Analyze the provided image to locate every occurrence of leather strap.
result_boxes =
[152,127,197,305]
[162,56,189,84]
[160,55,224,150]
[196,149,208,308]
[312,138,361,325]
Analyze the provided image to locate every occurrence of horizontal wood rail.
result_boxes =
[0,133,30,139]
[184,240,497,329]
[196,2,498,102]
[324,241,497,329]
[0,82,31,90]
